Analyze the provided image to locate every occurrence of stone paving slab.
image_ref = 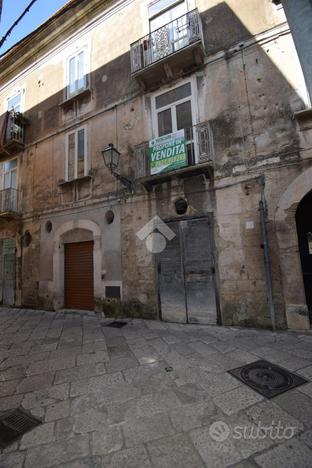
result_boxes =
[0,307,312,467]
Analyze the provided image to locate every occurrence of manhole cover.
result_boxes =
[228,360,308,398]
[0,408,42,449]
[102,321,128,328]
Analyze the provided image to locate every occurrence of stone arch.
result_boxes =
[274,167,312,329]
[52,219,102,310]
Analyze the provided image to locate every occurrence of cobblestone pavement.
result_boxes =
[0,308,312,467]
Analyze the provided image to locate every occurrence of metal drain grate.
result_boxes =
[228,360,308,399]
[0,408,42,449]
[102,321,128,328]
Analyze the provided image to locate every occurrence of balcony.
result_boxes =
[135,121,214,189]
[130,9,205,90]
[0,189,22,218]
[0,111,26,160]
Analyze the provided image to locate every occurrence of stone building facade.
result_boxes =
[0,0,311,330]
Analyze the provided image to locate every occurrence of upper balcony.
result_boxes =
[0,188,22,219]
[134,121,214,189]
[130,9,205,90]
[0,111,26,160]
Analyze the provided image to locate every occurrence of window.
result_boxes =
[148,0,189,61]
[7,92,22,113]
[152,81,197,164]
[65,127,87,181]
[67,49,87,98]
[3,159,17,190]
[149,0,187,31]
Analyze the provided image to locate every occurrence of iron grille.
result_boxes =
[130,9,204,73]
[6,111,25,145]
[0,188,22,213]
[0,408,42,449]
[134,121,214,178]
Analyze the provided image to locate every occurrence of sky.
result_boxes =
[0,0,69,54]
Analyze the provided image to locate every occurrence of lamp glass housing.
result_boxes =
[102,144,120,171]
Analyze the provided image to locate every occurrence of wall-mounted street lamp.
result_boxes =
[101,143,133,191]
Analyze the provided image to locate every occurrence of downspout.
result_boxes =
[259,178,276,331]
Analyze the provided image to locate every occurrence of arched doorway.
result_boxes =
[274,168,312,330]
[52,219,102,310]
[296,190,312,324]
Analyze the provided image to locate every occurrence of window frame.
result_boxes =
[66,47,89,99]
[2,158,18,190]
[151,77,199,162]
[65,126,88,182]
[145,0,195,34]
[6,90,23,113]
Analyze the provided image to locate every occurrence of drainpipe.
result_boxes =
[259,184,276,331]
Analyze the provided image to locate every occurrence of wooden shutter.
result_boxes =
[64,241,94,310]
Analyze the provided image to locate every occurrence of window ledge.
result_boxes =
[138,161,213,190]
[294,108,312,130]
[59,88,92,108]
[58,174,92,186]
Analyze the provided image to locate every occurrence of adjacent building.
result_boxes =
[0,0,311,330]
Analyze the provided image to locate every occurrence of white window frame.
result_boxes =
[151,77,199,159]
[145,0,195,34]
[65,126,88,181]
[2,158,18,190]
[66,46,89,99]
[6,90,23,113]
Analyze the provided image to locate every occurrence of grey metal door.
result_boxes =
[158,216,217,324]
[182,218,217,324]
[158,221,187,323]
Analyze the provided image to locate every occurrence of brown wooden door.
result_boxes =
[64,241,94,310]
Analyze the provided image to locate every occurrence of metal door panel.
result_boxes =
[182,218,217,324]
[3,252,16,306]
[157,221,187,323]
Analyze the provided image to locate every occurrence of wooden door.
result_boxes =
[296,191,312,324]
[64,241,94,310]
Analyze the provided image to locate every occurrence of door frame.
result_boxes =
[52,219,102,310]
[155,213,221,324]
[296,190,312,325]
[64,240,94,310]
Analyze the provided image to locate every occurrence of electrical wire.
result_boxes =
[0,0,38,49]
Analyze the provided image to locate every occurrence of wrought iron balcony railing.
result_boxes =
[6,111,25,144]
[130,9,204,74]
[134,121,214,179]
[0,111,26,158]
[0,188,22,215]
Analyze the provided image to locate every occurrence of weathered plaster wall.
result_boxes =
[0,0,311,328]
